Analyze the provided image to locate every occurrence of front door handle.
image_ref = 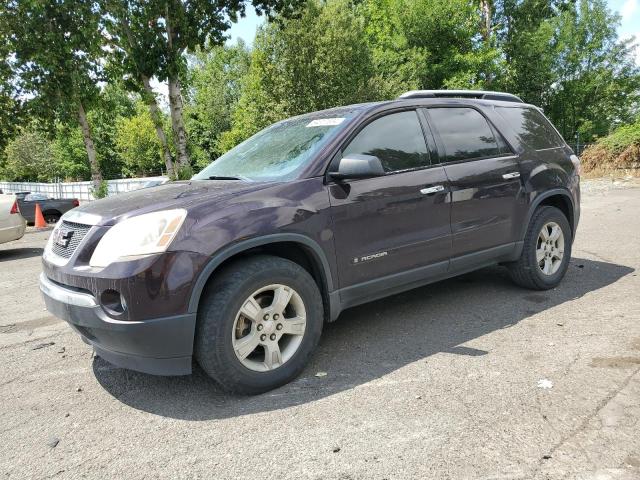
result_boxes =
[502,171,521,179]
[420,185,445,195]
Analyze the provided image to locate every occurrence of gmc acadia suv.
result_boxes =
[40,90,580,394]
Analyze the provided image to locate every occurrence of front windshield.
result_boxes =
[193,114,353,181]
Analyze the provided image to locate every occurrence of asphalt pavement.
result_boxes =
[1,179,639,480]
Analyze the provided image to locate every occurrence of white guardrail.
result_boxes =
[0,176,169,201]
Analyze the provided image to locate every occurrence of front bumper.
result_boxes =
[40,273,196,375]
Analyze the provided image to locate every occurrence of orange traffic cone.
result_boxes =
[34,202,47,229]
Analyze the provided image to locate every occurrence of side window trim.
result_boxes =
[422,105,516,165]
[416,108,442,165]
[328,108,438,179]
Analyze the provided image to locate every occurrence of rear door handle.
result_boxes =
[420,185,445,195]
[502,172,521,179]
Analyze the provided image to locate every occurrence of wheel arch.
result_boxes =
[42,209,62,218]
[188,234,337,321]
[522,189,575,240]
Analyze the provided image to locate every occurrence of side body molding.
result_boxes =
[187,233,336,316]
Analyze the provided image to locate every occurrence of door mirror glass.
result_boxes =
[330,154,385,180]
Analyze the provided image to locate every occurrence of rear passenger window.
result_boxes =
[495,106,564,150]
[428,108,501,162]
[342,111,430,172]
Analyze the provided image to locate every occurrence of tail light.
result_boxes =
[72,199,80,207]
[10,200,19,215]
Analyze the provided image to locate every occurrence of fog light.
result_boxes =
[101,289,126,315]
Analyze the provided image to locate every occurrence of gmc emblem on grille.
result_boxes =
[54,228,74,248]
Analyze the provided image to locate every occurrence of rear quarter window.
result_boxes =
[496,106,564,150]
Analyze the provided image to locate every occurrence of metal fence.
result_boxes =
[0,176,168,201]
[567,143,593,156]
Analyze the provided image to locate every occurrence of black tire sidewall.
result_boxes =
[526,207,572,288]
[196,257,323,393]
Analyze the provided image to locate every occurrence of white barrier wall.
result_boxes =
[0,177,168,201]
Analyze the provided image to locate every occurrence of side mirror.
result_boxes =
[329,154,385,180]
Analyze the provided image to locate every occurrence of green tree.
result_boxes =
[494,0,639,141]
[0,0,105,190]
[115,102,166,176]
[186,41,251,167]
[89,83,137,179]
[52,124,90,181]
[361,0,502,97]
[101,1,176,177]
[101,0,304,176]
[0,55,22,175]
[221,0,374,149]
[49,83,137,181]
[546,0,640,141]
[3,130,57,182]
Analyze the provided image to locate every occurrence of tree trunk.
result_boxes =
[141,74,175,177]
[119,13,175,178]
[479,0,493,86]
[167,75,190,170]
[165,5,190,172]
[479,0,492,43]
[77,102,102,192]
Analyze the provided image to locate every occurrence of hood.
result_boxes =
[62,180,273,226]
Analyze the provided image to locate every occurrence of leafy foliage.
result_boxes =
[581,119,640,173]
[115,102,166,176]
[3,130,57,182]
[186,42,251,167]
[92,180,110,199]
[220,0,374,149]
[1,0,639,182]
[361,0,503,96]
[51,124,90,181]
[598,121,640,153]
[0,0,106,187]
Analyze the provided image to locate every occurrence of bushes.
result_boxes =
[581,121,640,174]
[3,131,57,181]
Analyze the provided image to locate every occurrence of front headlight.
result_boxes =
[90,209,187,268]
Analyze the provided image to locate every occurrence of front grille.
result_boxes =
[51,220,92,259]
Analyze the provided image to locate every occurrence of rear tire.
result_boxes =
[43,212,61,224]
[195,255,323,394]
[507,206,572,290]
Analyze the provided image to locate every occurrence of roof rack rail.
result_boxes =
[398,90,523,103]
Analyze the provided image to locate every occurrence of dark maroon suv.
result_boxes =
[41,90,580,394]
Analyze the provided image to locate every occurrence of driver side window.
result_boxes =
[343,111,430,173]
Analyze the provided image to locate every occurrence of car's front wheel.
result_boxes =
[508,205,573,290]
[195,255,323,394]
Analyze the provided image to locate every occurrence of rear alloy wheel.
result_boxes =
[536,221,565,276]
[507,205,572,290]
[195,255,323,394]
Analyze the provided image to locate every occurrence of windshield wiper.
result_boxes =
[206,175,247,181]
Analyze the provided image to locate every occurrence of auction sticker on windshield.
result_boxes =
[306,118,345,127]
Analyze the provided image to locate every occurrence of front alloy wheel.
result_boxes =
[195,255,323,394]
[232,284,307,371]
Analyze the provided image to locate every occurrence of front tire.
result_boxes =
[195,255,323,394]
[507,206,572,290]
